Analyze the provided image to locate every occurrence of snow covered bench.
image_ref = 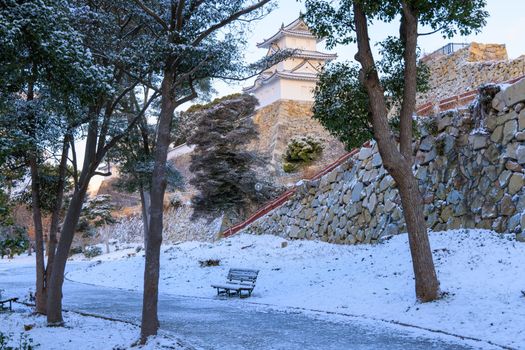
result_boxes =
[0,290,17,311]
[211,268,259,298]
[0,297,17,311]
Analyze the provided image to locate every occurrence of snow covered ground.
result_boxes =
[65,229,525,349]
[0,303,189,349]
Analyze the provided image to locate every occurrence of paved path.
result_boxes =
[1,263,481,350]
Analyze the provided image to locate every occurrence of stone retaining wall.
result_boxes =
[250,99,346,186]
[242,79,525,243]
[418,43,525,107]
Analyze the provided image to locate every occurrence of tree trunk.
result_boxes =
[29,155,47,314]
[140,73,175,343]
[45,135,71,301]
[46,185,89,325]
[395,170,439,300]
[353,2,439,302]
[47,116,99,325]
[26,66,47,314]
[139,187,151,250]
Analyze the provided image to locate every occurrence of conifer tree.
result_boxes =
[188,94,275,220]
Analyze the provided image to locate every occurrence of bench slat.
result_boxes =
[212,268,259,298]
[211,283,254,290]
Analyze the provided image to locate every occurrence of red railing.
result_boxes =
[416,75,525,116]
[221,189,296,237]
[221,144,369,237]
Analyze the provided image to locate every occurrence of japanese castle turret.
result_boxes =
[244,18,337,108]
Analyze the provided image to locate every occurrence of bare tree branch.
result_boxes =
[191,0,271,47]
[175,0,186,31]
[174,78,197,106]
[100,91,161,157]
[108,81,139,118]
[69,137,79,190]
[418,25,445,36]
[122,69,161,94]
[133,0,169,31]
[93,171,112,177]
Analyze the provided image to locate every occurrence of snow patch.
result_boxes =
[66,229,525,349]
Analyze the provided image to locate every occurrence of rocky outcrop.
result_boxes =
[418,43,525,106]
[242,78,525,243]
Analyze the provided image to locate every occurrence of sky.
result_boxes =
[209,0,525,100]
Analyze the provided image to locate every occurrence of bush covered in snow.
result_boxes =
[0,330,37,350]
[96,206,222,244]
[83,246,102,258]
[283,136,323,173]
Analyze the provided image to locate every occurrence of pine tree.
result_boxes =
[188,94,276,220]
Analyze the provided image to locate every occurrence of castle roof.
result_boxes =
[292,49,337,60]
[257,18,321,48]
[244,16,337,106]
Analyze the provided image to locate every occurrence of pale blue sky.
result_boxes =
[209,0,525,100]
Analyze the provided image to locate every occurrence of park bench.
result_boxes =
[0,290,18,311]
[211,268,259,298]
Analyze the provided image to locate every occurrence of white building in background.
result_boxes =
[244,18,337,108]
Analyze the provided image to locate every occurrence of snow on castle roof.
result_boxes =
[257,17,321,48]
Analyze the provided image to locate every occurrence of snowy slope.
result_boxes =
[67,229,525,349]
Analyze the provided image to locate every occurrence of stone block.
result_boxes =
[500,194,515,216]
[358,147,373,160]
[351,182,364,202]
[365,193,377,213]
[505,160,523,172]
[501,77,525,108]
[419,136,435,151]
[519,110,525,130]
[438,115,453,131]
[371,152,382,167]
[515,131,525,141]
[415,166,428,180]
[492,95,505,112]
[502,119,518,145]
[517,145,525,164]
[446,190,463,205]
[469,134,488,150]
[422,148,437,165]
[504,142,519,160]
[508,213,521,232]
[508,173,525,195]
